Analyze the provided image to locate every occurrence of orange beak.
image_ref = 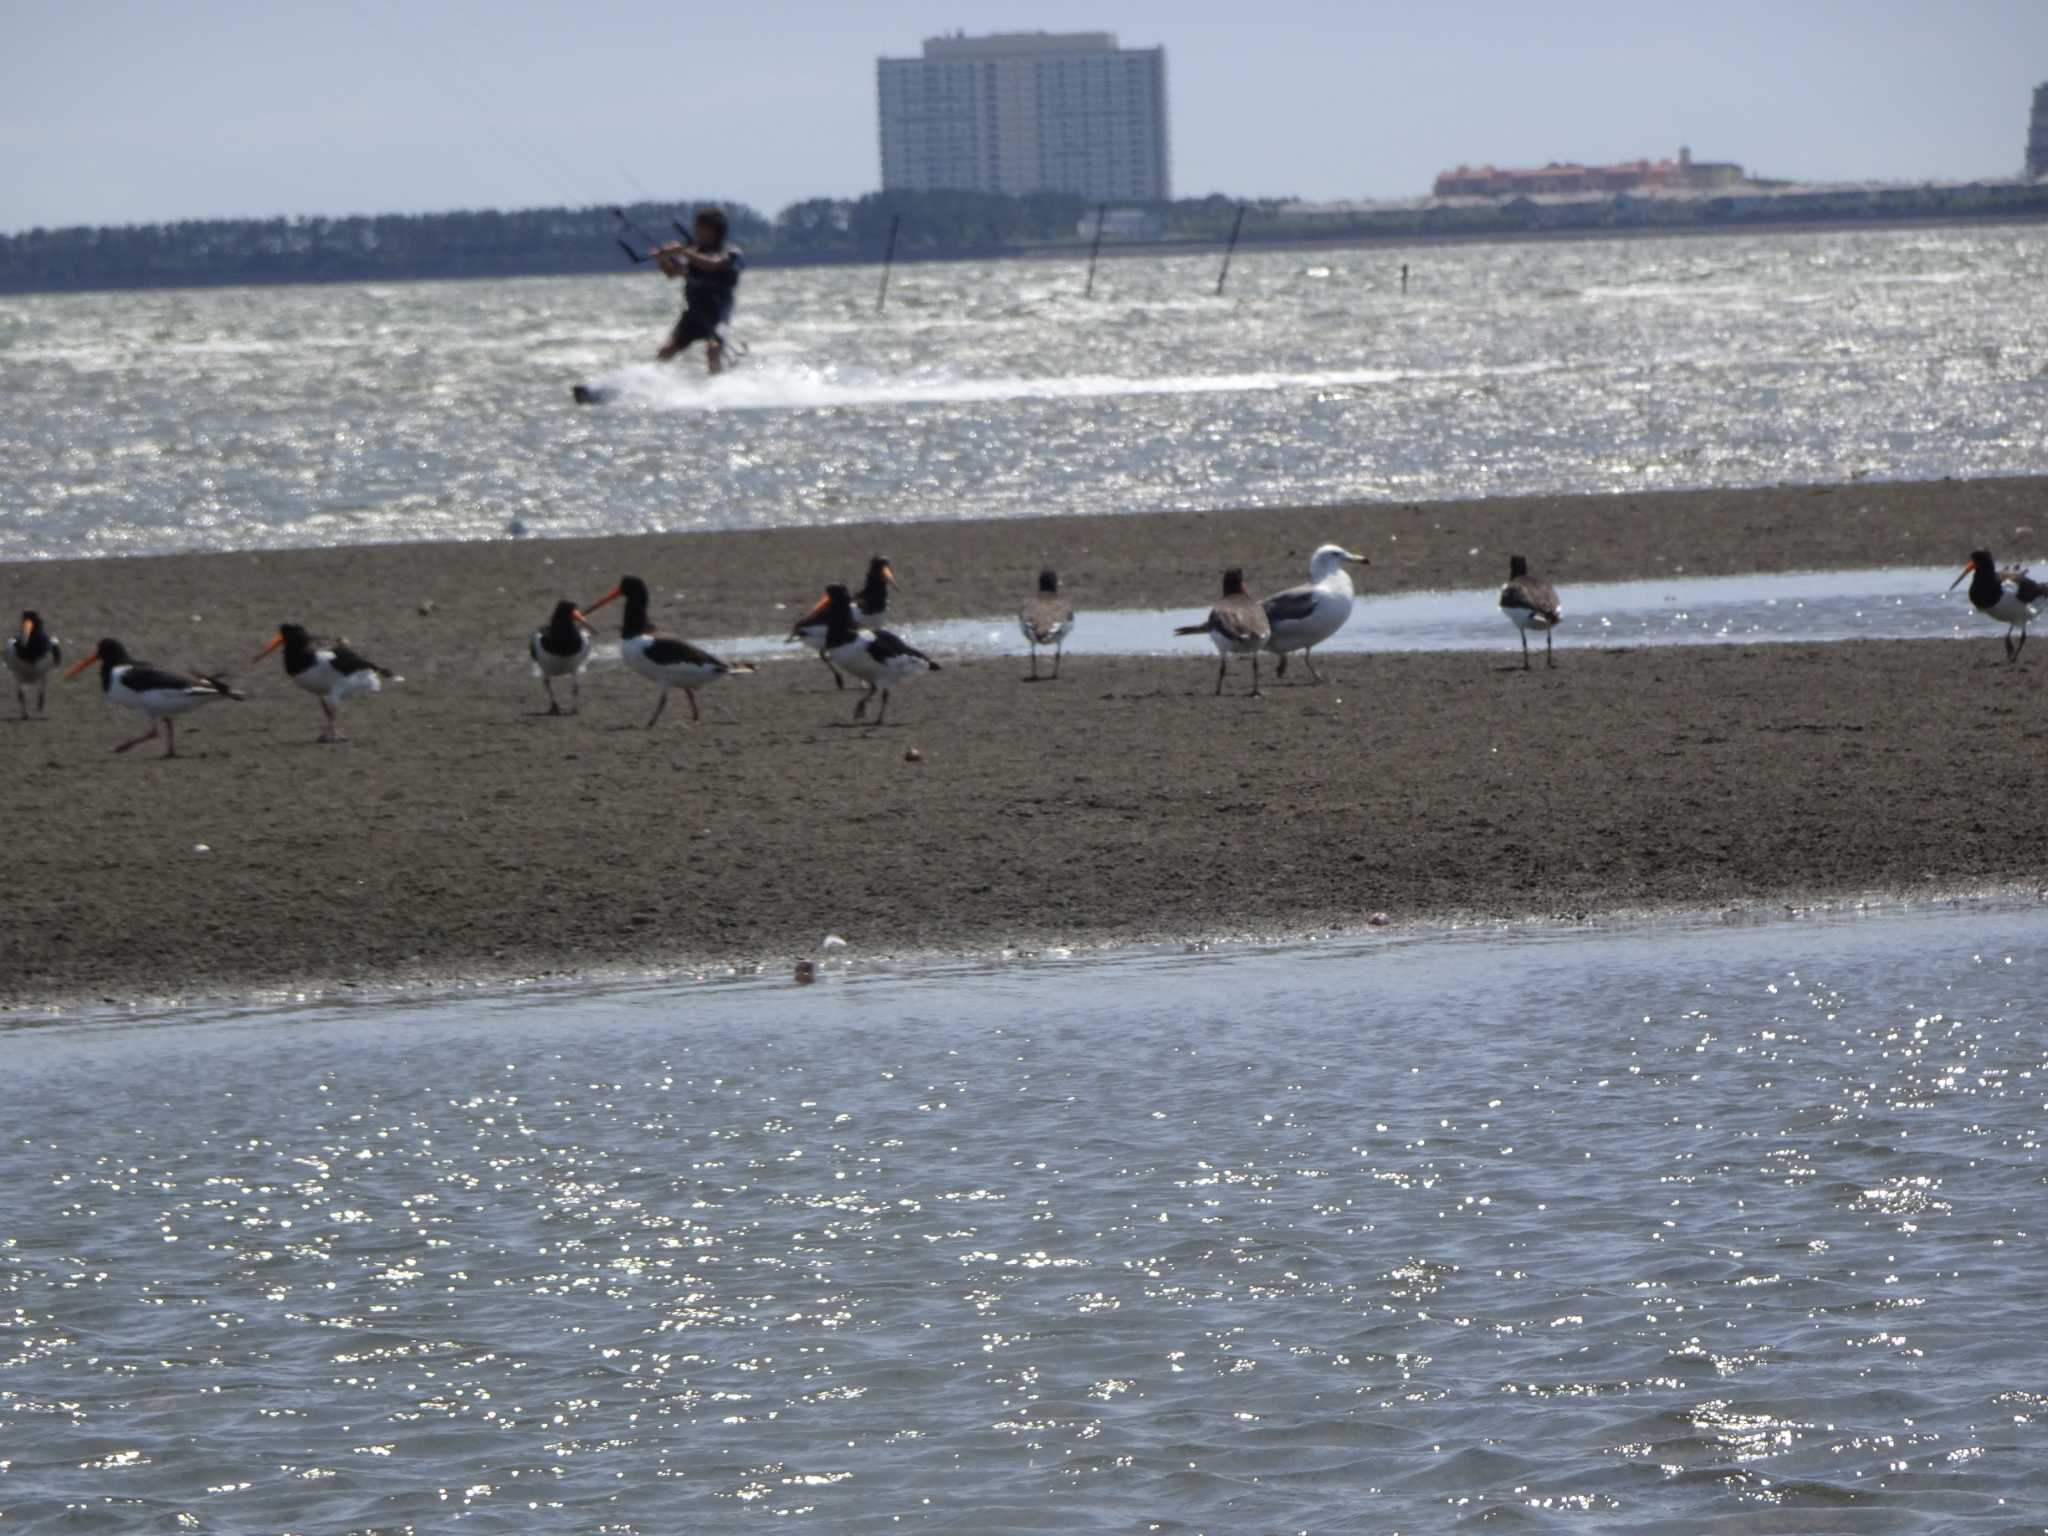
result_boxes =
[253,631,287,662]
[1948,559,1976,593]
[19,616,33,641]
[792,593,831,632]
[64,649,100,680]
[572,608,594,633]
[882,563,898,590]
[586,586,623,614]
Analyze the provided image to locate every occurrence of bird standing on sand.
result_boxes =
[255,623,401,742]
[1176,569,1273,696]
[1500,556,1562,671]
[5,611,60,718]
[65,638,242,758]
[587,575,749,726]
[1950,549,2044,663]
[822,583,938,724]
[792,556,895,688]
[529,599,594,714]
[1263,544,1370,683]
[1018,568,1075,680]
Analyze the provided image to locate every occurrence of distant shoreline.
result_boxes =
[6,205,2046,299]
[7,476,2044,1012]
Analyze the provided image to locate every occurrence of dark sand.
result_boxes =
[5,478,2043,1008]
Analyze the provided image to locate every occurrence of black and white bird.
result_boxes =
[821,583,938,725]
[1018,568,1075,680]
[792,556,896,688]
[1950,549,2044,663]
[1262,544,1370,683]
[586,574,750,726]
[1499,555,1562,671]
[529,599,594,714]
[4,610,60,718]
[1175,568,1273,696]
[64,637,242,758]
[254,623,400,742]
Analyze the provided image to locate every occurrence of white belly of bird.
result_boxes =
[624,636,728,688]
[1267,588,1352,653]
[112,670,218,717]
[1209,629,1265,658]
[293,657,381,702]
[1983,591,2038,627]
[828,639,921,689]
[1019,615,1073,646]
[1505,604,1557,634]
[531,637,590,678]
[5,647,56,683]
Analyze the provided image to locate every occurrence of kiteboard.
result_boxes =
[571,384,614,406]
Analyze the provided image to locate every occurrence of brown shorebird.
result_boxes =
[1018,569,1075,680]
[1175,568,1273,696]
[1499,555,1562,671]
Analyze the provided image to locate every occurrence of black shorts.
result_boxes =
[670,302,728,351]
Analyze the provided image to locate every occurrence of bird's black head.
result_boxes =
[859,558,896,608]
[19,610,39,630]
[548,598,582,626]
[96,637,130,666]
[618,575,649,604]
[279,622,311,645]
[1222,568,1247,596]
[1038,569,1059,594]
[825,582,854,614]
[1969,550,1994,572]
[1509,555,1529,579]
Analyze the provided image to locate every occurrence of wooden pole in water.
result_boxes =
[875,213,901,314]
[1214,203,1248,296]
[1084,202,1107,298]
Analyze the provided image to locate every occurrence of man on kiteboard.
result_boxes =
[654,207,742,375]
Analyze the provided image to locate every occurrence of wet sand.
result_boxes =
[4,477,2043,1008]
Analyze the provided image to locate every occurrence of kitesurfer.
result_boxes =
[654,207,742,375]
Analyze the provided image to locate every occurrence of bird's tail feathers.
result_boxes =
[1172,622,1209,636]
[201,675,246,701]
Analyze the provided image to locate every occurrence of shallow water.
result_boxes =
[4,225,2047,559]
[704,564,2043,662]
[5,901,2047,1530]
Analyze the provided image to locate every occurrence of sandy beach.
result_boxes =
[4,476,2043,1009]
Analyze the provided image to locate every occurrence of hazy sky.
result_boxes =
[3,0,2044,231]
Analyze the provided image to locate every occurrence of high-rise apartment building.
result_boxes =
[877,32,1171,202]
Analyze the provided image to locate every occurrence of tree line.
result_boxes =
[0,192,1268,293]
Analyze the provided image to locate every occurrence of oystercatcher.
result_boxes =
[792,556,895,688]
[529,599,594,714]
[4,610,60,718]
[587,575,750,726]
[1950,549,2044,663]
[254,623,400,742]
[821,583,938,724]
[64,637,242,757]
[1018,568,1075,680]
[1262,544,1370,683]
[1175,569,1272,696]
[1499,555,1562,671]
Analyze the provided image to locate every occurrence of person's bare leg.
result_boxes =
[706,337,724,377]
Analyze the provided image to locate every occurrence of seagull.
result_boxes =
[1950,549,2044,663]
[587,574,750,726]
[1262,544,1369,683]
[254,623,401,742]
[792,556,896,689]
[529,599,594,714]
[64,637,242,757]
[821,583,938,724]
[1499,555,1562,671]
[1175,569,1273,696]
[1018,568,1075,680]
[4,610,60,718]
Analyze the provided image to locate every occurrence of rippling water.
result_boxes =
[4,225,2047,559]
[6,903,2046,1530]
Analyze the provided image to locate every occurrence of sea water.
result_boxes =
[4,901,2046,1530]
[3,225,2047,559]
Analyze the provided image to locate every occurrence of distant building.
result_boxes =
[2029,83,2048,179]
[877,32,1171,202]
[1433,147,1744,199]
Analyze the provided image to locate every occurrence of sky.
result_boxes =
[3,0,2044,231]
